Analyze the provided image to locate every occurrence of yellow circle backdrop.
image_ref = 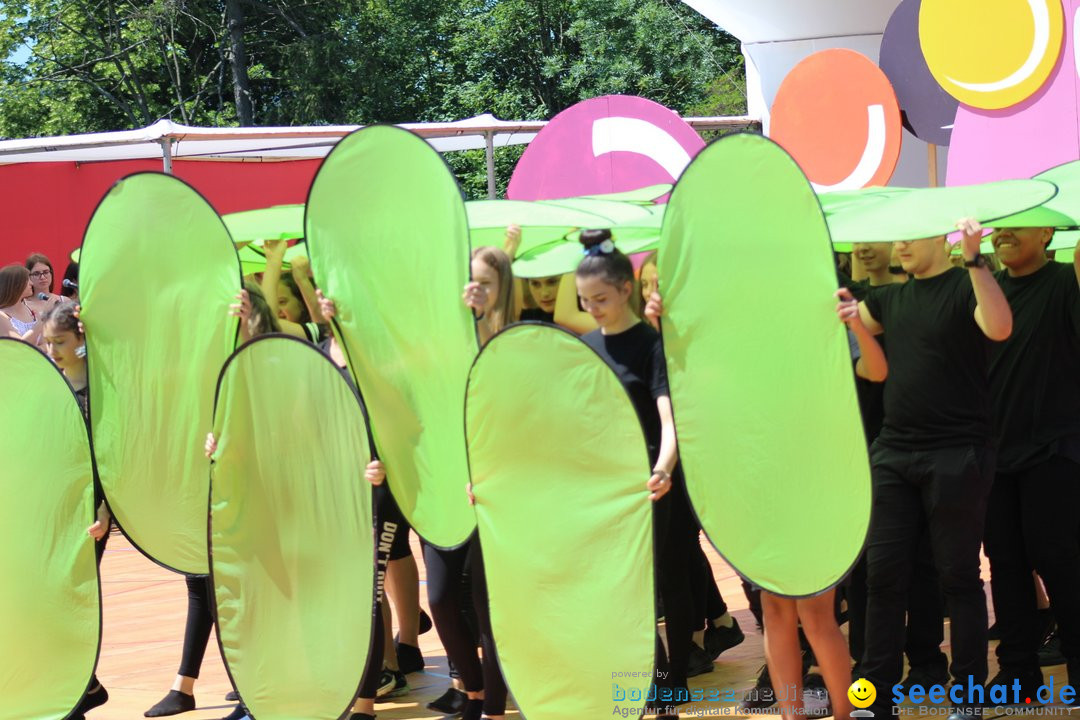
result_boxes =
[920,0,1064,110]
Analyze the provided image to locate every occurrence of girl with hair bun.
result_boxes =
[573,228,685,717]
[39,301,113,718]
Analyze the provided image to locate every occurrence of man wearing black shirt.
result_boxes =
[984,227,1080,699]
[854,220,1013,719]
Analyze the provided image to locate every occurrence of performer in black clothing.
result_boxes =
[852,220,1013,720]
[845,247,948,688]
[572,229,681,719]
[41,303,112,720]
[984,227,1080,700]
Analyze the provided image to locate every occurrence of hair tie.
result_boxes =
[583,239,616,257]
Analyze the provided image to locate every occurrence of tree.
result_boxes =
[0,0,745,195]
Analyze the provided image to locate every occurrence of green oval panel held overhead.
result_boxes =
[306,126,478,549]
[990,161,1080,230]
[222,204,305,245]
[466,199,615,254]
[659,134,870,596]
[512,207,666,279]
[210,335,374,720]
[827,180,1058,244]
[466,324,654,719]
[80,172,240,575]
[0,340,99,720]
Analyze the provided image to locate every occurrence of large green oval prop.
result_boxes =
[81,172,240,574]
[0,339,100,720]
[210,335,375,720]
[466,324,654,719]
[659,134,870,596]
[306,126,478,549]
[826,179,1058,244]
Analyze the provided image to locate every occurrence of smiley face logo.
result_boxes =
[849,678,877,709]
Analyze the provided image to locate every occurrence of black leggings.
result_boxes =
[178,576,214,678]
[653,478,696,692]
[357,484,405,698]
[688,531,728,629]
[424,537,507,716]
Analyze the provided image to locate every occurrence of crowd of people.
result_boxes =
[2,214,1078,720]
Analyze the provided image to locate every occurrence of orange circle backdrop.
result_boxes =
[770,49,903,190]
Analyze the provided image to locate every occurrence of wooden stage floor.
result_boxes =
[89,528,1022,719]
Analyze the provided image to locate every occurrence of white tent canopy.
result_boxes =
[681,0,897,43]
[0,115,547,164]
[0,112,756,196]
[0,113,756,165]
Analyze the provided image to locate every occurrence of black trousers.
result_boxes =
[985,454,1080,673]
[689,531,728,629]
[862,442,995,700]
[653,479,696,693]
[848,534,947,675]
[423,536,507,716]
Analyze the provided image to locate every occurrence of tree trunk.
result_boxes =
[226,0,254,125]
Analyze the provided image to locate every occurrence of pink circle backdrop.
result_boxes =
[947,0,1080,185]
[507,95,705,200]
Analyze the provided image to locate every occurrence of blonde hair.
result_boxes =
[471,246,516,337]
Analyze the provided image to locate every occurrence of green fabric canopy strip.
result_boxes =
[826,180,1058,243]
[80,172,240,575]
[210,335,374,720]
[0,340,99,720]
[991,160,1080,229]
[512,207,666,278]
[223,204,306,245]
[306,126,478,549]
[659,134,871,597]
[466,324,655,720]
[466,199,618,254]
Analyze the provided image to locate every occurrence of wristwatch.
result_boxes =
[963,255,987,269]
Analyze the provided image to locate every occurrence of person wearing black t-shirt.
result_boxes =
[983,227,1080,700]
[845,247,948,688]
[853,219,1013,720]
[572,229,679,717]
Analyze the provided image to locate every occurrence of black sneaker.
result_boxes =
[396,641,425,674]
[687,642,715,678]
[804,672,826,692]
[376,669,409,699]
[739,664,777,710]
[985,669,1044,707]
[704,617,745,660]
[1039,631,1067,667]
[427,687,467,715]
